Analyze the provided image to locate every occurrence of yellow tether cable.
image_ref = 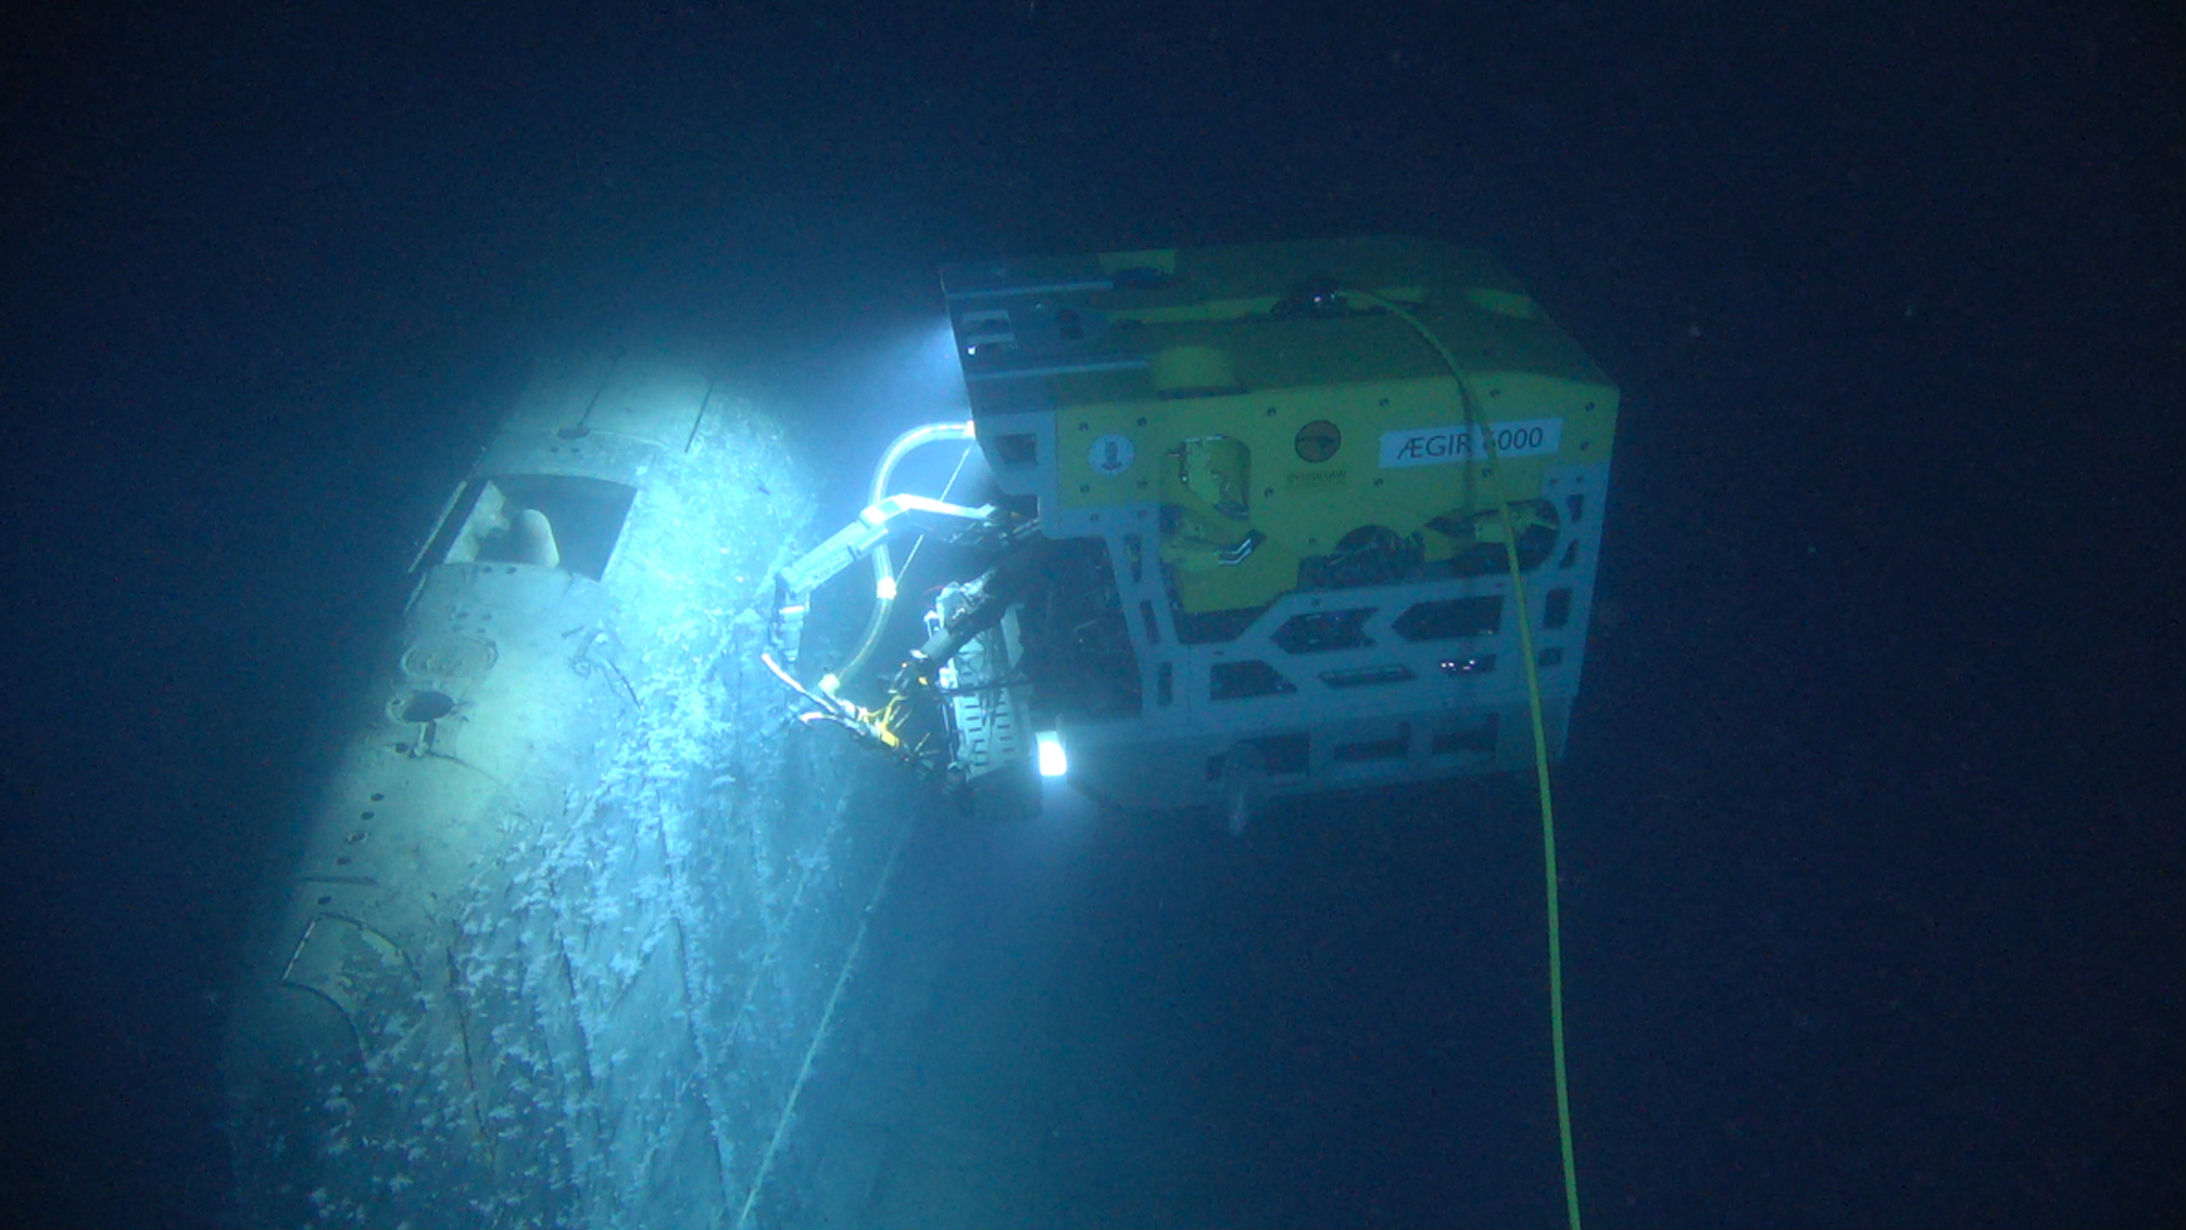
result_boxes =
[1354,292,1583,1230]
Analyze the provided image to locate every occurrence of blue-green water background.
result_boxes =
[3,3,2177,1225]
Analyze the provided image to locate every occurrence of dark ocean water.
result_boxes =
[3,2,2177,1226]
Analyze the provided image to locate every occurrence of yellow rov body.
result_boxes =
[941,235,1619,816]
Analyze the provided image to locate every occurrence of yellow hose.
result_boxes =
[1354,291,1584,1230]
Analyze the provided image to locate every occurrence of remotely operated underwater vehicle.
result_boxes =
[224,235,1618,1229]
[773,234,1619,831]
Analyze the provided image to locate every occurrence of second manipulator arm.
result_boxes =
[768,491,997,670]
[888,530,1054,695]
[764,507,1051,785]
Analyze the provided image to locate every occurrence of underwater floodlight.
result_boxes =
[1035,729,1067,778]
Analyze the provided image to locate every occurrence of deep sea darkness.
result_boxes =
[3,1,2178,1226]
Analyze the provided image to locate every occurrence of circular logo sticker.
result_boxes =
[1294,419,1342,463]
[1089,433,1136,476]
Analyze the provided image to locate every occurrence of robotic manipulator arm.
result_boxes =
[764,489,1047,780]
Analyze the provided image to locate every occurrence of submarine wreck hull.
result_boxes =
[224,351,918,1229]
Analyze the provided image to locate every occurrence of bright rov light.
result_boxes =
[1035,729,1067,778]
